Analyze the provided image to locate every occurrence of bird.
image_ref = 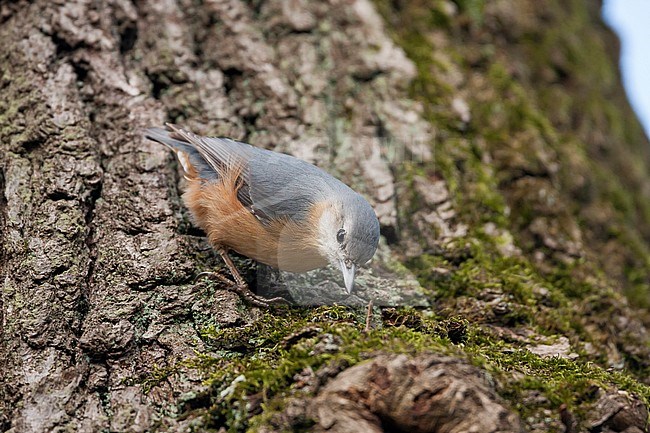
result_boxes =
[144,124,380,307]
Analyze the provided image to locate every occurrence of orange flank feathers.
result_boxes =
[183,164,329,273]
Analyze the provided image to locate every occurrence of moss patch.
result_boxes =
[137,305,650,432]
[369,0,650,429]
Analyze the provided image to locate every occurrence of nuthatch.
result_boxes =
[145,124,380,306]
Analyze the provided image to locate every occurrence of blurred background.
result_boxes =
[603,0,650,136]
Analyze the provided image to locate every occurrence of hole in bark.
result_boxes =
[179,223,206,238]
[147,71,170,99]
[119,22,138,53]
[222,67,244,93]
[381,224,399,245]
[48,190,75,201]
[71,58,90,83]
[378,416,409,433]
[242,110,260,129]
[179,391,211,412]
[51,33,75,56]
[553,64,570,84]
[21,136,44,152]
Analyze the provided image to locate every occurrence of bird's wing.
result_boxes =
[243,151,335,225]
[158,125,336,226]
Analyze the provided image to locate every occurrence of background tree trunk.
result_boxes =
[2,0,650,432]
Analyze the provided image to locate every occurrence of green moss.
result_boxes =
[140,364,180,394]
[478,348,650,423]
[519,2,650,304]
[132,307,450,431]
[453,0,485,25]
[136,306,650,431]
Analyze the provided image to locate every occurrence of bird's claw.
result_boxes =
[194,271,220,283]
[195,271,289,307]
[233,286,289,308]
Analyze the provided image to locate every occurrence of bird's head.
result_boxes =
[315,191,380,294]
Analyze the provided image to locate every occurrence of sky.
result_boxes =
[602,0,650,137]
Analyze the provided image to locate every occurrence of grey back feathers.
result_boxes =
[245,150,341,223]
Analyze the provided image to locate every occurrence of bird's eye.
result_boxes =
[336,229,346,244]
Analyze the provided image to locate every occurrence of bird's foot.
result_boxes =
[195,271,289,308]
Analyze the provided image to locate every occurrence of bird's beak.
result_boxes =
[338,260,356,294]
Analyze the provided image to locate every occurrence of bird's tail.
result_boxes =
[144,127,217,181]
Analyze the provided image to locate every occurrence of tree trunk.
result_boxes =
[2,1,650,432]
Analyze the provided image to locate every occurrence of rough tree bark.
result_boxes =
[2,1,650,432]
